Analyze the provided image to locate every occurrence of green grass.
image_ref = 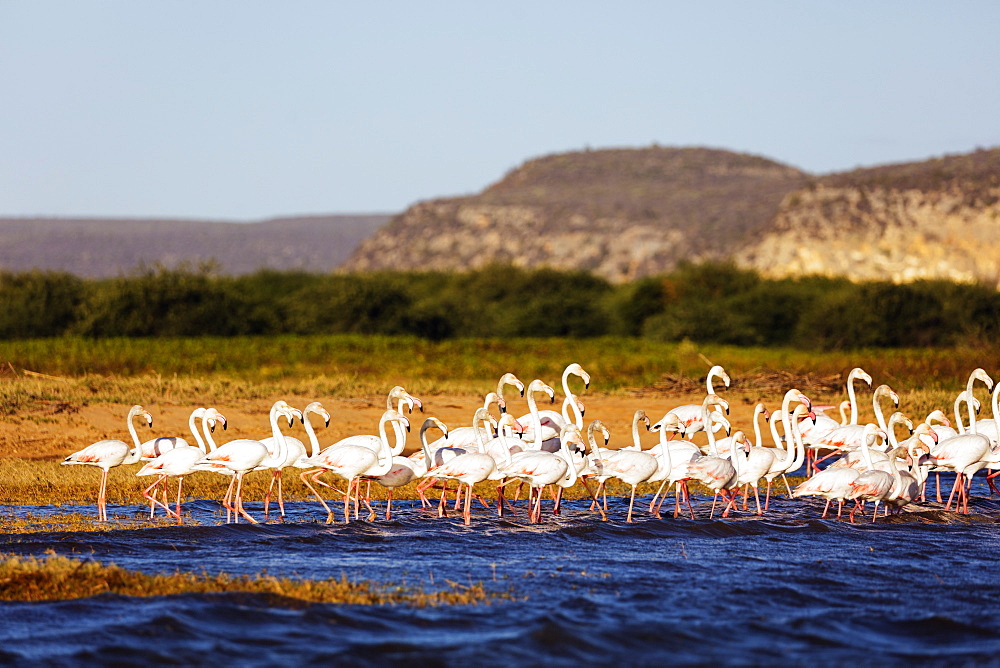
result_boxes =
[2,335,995,398]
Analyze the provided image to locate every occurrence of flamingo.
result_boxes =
[686,398,740,518]
[646,412,702,519]
[197,401,301,524]
[259,400,310,520]
[136,408,226,524]
[421,410,498,525]
[372,417,448,518]
[929,369,994,513]
[299,409,409,523]
[793,424,884,519]
[61,405,153,521]
[518,363,588,444]
[761,403,812,510]
[811,384,896,470]
[593,423,658,522]
[142,406,207,517]
[884,444,929,514]
[499,421,577,523]
[651,365,730,437]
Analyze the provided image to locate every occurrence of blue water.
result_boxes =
[4,480,1000,666]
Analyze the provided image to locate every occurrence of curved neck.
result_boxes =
[372,414,394,472]
[527,389,544,450]
[303,412,321,458]
[967,393,979,434]
[123,409,144,464]
[420,423,436,469]
[847,375,861,425]
[704,405,720,457]
[840,401,851,425]
[955,393,969,434]
[562,395,583,429]
[859,430,876,470]
[473,414,490,451]
[561,367,574,399]
[558,439,578,488]
[188,410,207,453]
[260,407,288,468]
[787,411,807,472]
[887,417,901,448]
[202,414,218,452]
[126,411,142,449]
[657,425,672,472]
[752,406,764,447]
[769,409,786,452]
[631,417,644,450]
[993,384,1000,422]
[588,424,603,458]
[873,392,891,431]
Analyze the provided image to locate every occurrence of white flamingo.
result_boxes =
[197,401,300,524]
[299,409,408,524]
[136,408,226,524]
[61,405,152,521]
[422,410,498,525]
[373,416,448,518]
[652,365,731,437]
[594,423,658,523]
[499,422,577,523]
[793,424,883,519]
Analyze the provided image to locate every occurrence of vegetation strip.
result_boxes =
[1,263,997,348]
[0,552,507,605]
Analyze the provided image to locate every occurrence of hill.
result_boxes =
[345,145,1000,286]
[0,214,390,277]
[343,147,810,281]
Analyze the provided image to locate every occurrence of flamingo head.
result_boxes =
[565,363,591,389]
[850,367,873,387]
[305,402,331,427]
[500,372,525,397]
[633,409,651,431]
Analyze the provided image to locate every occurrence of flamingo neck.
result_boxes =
[955,393,969,434]
[847,374,861,425]
[752,407,764,447]
[201,415,218,452]
[370,414,394,475]
[787,412,807,472]
[704,406,720,457]
[260,407,288,468]
[967,393,979,435]
[303,411,321,458]
[123,410,143,464]
[527,389,544,451]
[188,409,207,453]
[769,409,786,453]
[859,430,876,471]
[657,425,672,473]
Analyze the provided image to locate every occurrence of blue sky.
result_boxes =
[2,1,998,219]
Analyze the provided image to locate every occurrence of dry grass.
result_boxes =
[0,551,509,605]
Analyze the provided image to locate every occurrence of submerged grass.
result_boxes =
[0,551,509,605]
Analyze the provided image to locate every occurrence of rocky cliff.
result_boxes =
[736,149,1000,286]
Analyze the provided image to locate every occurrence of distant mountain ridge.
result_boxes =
[0,214,390,277]
[6,146,999,287]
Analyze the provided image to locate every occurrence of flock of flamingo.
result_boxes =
[61,363,1000,526]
